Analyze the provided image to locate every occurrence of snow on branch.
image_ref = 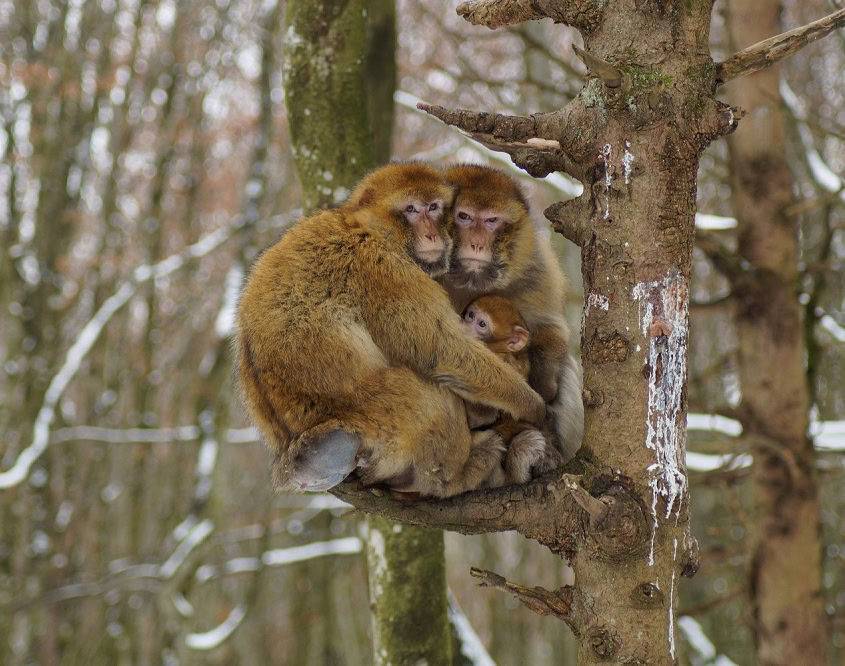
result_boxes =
[185,605,247,650]
[456,0,600,31]
[0,225,235,490]
[781,80,845,202]
[716,7,845,85]
[448,589,496,666]
[195,537,363,582]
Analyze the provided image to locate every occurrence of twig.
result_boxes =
[716,7,845,84]
[470,567,576,623]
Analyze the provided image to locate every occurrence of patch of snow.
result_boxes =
[695,213,737,230]
[185,605,246,650]
[214,263,243,338]
[160,519,214,579]
[448,589,496,666]
[686,413,742,436]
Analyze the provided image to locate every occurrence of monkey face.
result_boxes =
[463,302,493,341]
[444,164,531,291]
[400,197,452,277]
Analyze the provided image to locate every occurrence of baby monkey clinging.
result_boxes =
[463,294,563,484]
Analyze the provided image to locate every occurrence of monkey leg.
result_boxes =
[440,429,506,496]
[503,429,563,484]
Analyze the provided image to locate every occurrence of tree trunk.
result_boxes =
[367,519,454,665]
[284,2,455,664]
[724,1,828,662]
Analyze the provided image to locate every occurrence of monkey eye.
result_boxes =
[479,320,487,328]
[457,211,470,220]
[467,311,475,320]
[428,202,439,212]
[486,217,498,224]
[405,204,417,213]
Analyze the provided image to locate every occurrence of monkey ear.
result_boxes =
[508,326,529,353]
[356,187,375,208]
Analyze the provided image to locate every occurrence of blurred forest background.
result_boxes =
[1,0,844,664]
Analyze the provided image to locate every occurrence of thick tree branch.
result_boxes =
[332,467,653,561]
[417,102,587,179]
[470,568,577,627]
[716,7,845,85]
[456,0,600,31]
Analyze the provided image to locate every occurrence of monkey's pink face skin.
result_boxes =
[453,206,503,271]
[402,199,447,263]
[463,304,492,341]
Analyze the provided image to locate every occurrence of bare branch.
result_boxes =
[457,0,551,28]
[563,474,608,528]
[456,0,600,32]
[416,102,582,178]
[716,7,845,85]
[572,45,621,88]
[470,568,577,626]
[416,102,539,142]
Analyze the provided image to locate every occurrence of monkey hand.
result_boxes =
[518,385,546,429]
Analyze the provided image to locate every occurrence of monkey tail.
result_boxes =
[548,355,584,462]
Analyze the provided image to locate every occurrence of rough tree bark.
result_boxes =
[330,2,845,663]
[283,2,454,664]
[723,1,828,662]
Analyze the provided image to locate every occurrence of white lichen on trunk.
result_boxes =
[602,143,612,219]
[633,273,689,566]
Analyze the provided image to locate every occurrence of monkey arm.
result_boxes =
[527,324,571,402]
[360,266,546,426]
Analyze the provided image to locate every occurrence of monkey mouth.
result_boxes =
[448,257,501,289]
[459,258,491,272]
[417,249,446,262]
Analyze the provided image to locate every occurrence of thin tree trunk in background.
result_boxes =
[367,519,454,665]
[724,1,828,663]
[284,1,454,664]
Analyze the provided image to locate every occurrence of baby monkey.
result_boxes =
[463,295,563,484]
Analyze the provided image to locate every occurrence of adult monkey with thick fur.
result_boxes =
[235,163,545,498]
[441,164,583,462]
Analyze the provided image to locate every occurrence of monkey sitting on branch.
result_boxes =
[235,162,545,498]
[439,164,584,462]
[462,294,563,484]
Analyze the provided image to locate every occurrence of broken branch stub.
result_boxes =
[572,45,622,88]
[470,567,578,626]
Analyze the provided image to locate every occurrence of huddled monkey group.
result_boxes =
[235,162,583,498]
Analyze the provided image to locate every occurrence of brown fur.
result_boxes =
[442,164,584,461]
[464,294,563,482]
[235,163,545,498]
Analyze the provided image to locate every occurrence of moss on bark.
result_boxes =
[366,518,453,665]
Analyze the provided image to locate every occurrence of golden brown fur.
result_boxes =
[235,163,545,498]
[463,294,563,482]
[442,164,584,461]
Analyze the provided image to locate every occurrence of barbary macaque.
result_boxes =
[463,294,563,483]
[235,162,545,498]
[441,164,584,462]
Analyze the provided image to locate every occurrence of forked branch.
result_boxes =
[716,7,845,85]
